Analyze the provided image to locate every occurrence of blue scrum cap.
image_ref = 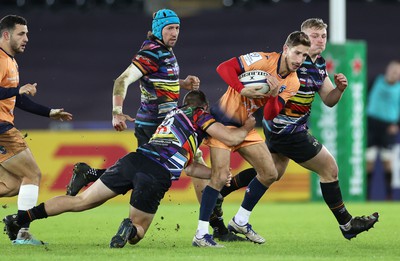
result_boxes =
[152,9,180,41]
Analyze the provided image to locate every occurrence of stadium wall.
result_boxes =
[1,129,310,204]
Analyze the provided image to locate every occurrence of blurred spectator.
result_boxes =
[366,60,400,200]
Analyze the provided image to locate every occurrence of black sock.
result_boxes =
[129,224,138,240]
[94,169,106,177]
[220,168,257,197]
[17,202,48,226]
[209,213,228,234]
[85,168,105,182]
[17,213,30,229]
[320,181,352,225]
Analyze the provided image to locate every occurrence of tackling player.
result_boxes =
[4,90,255,248]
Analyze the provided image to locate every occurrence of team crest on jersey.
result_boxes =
[279,85,287,94]
[0,146,6,154]
[243,52,262,66]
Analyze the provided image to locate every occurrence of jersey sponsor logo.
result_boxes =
[6,76,18,82]
[243,52,262,66]
[299,67,307,74]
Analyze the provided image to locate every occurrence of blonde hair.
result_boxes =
[301,18,327,31]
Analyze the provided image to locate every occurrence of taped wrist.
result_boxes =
[112,106,123,115]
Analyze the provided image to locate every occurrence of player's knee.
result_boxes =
[257,167,278,186]
[319,161,339,182]
[22,170,42,185]
[210,168,231,188]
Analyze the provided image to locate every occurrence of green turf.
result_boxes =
[1,202,398,261]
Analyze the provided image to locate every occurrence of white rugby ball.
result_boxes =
[238,70,270,94]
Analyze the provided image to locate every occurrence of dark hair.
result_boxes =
[285,31,311,48]
[183,90,209,108]
[0,15,27,35]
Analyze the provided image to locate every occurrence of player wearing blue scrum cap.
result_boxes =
[151,8,180,42]
[61,9,206,246]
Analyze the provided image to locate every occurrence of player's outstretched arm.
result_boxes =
[49,108,73,121]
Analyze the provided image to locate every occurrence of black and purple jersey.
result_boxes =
[138,106,216,179]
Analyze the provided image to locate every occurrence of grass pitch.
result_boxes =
[1,201,399,261]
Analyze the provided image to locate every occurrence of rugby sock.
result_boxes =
[199,186,219,222]
[233,207,252,226]
[18,202,48,225]
[90,168,105,180]
[320,181,352,225]
[220,168,257,197]
[195,220,209,238]
[17,184,39,228]
[209,213,228,234]
[198,186,219,236]
[241,177,268,213]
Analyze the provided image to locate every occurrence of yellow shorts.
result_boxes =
[0,127,28,163]
[203,128,263,152]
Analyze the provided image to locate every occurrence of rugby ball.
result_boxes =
[238,70,270,94]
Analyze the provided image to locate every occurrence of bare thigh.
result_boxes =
[0,148,41,196]
[299,145,338,182]
[238,143,278,186]
[1,148,41,183]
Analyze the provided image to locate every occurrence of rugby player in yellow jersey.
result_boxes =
[1,15,73,245]
[193,31,311,247]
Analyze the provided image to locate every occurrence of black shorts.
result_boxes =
[367,116,397,149]
[100,152,172,214]
[134,125,158,147]
[264,129,322,163]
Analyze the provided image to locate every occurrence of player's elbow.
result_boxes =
[324,101,336,108]
[216,63,224,75]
